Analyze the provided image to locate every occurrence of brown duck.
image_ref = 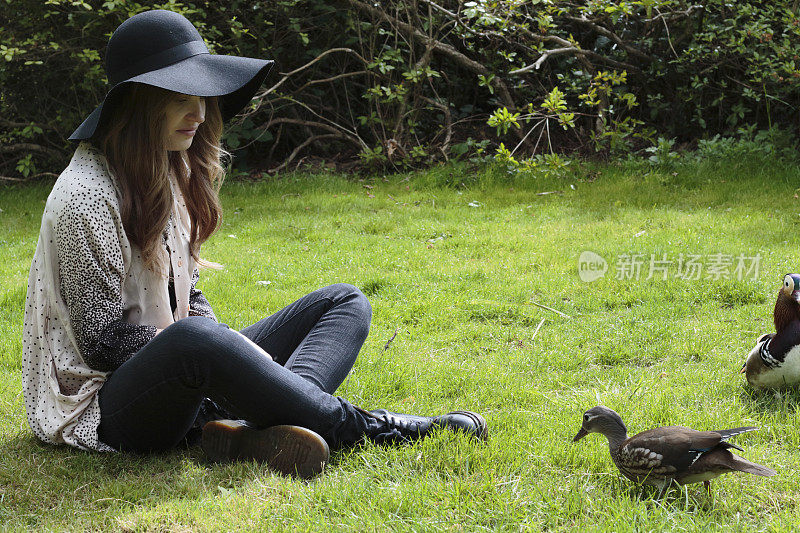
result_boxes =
[573,406,776,497]
[742,273,800,388]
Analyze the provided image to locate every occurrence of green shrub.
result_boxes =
[1,0,798,179]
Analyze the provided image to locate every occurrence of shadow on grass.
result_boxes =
[582,474,721,514]
[625,484,714,509]
[0,431,314,528]
[738,386,800,414]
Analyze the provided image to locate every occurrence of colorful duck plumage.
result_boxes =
[743,274,800,388]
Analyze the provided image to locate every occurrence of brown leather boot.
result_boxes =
[202,420,329,479]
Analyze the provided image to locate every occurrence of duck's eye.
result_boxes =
[583,414,590,422]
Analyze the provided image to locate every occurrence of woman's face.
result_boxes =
[163,93,206,151]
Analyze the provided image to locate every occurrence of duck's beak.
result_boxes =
[740,362,747,374]
[573,428,588,442]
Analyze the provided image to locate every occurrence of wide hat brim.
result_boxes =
[69,53,274,140]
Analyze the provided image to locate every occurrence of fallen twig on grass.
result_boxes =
[469,299,572,319]
[531,318,546,341]
[383,327,399,351]
[527,301,572,319]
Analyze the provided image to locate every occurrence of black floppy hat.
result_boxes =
[69,9,274,141]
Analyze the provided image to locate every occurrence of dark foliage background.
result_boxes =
[1,0,798,179]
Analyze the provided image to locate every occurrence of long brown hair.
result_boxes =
[95,83,226,270]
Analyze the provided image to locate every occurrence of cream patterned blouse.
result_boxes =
[22,142,216,451]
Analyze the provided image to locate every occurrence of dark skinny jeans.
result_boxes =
[97,283,372,452]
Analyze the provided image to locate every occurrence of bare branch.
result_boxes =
[420,5,640,78]
[511,14,641,74]
[512,47,576,74]
[419,0,456,19]
[291,71,371,94]
[655,6,679,59]
[345,0,518,111]
[0,171,59,181]
[511,45,639,75]
[258,95,365,147]
[0,118,59,132]
[421,0,566,48]
[420,96,452,155]
[513,117,546,155]
[642,5,703,23]
[267,122,283,166]
[258,48,369,98]
[393,41,435,139]
[561,14,655,63]
[260,117,362,146]
[0,143,63,159]
[268,133,345,174]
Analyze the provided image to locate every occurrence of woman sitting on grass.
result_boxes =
[22,9,486,478]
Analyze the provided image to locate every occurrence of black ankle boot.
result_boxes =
[202,420,330,479]
[362,408,488,444]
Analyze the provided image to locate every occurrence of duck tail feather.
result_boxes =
[732,456,777,477]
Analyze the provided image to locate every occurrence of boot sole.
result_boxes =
[202,420,329,479]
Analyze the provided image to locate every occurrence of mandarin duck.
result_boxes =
[573,406,775,498]
[742,274,800,388]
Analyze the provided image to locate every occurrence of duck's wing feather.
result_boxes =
[624,426,724,470]
[617,442,677,479]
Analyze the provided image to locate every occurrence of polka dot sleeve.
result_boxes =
[188,267,217,321]
[55,189,157,372]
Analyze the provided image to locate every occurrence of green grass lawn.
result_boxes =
[1,156,800,531]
